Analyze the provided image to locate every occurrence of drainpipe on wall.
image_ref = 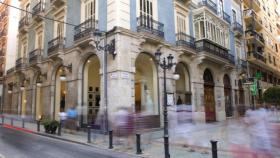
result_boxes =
[0,78,5,114]
[103,33,108,134]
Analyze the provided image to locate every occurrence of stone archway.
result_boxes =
[203,68,216,122]
[53,67,67,120]
[134,53,158,115]
[175,62,191,105]
[81,55,101,126]
[224,74,233,117]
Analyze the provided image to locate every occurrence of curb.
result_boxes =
[35,133,147,158]
[0,123,146,158]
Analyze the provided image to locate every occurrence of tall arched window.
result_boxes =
[84,0,96,20]
[218,0,224,17]
[203,69,214,85]
[140,0,153,18]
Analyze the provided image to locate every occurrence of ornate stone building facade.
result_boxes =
[1,0,258,128]
[243,0,280,107]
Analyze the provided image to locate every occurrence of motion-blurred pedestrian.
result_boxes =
[244,108,274,158]
[65,106,78,134]
[113,107,134,149]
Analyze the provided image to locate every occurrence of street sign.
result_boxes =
[250,79,257,96]
[255,72,262,80]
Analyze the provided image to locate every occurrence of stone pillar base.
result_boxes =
[192,112,206,123]
[216,111,226,122]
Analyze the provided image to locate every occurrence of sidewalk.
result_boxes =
[1,114,280,158]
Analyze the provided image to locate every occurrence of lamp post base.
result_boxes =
[164,135,170,158]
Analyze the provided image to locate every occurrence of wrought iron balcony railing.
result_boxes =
[47,36,65,56]
[233,22,243,34]
[29,49,42,63]
[223,11,231,24]
[195,39,234,64]
[137,15,164,38]
[176,32,196,49]
[15,57,27,69]
[228,54,235,64]
[243,9,262,25]
[32,1,44,16]
[245,30,265,44]
[50,0,66,8]
[198,0,217,14]
[18,16,29,29]
[244,9,256,18]
[6,67,14,74]
[74,18,98,41]
[248,51,266,63]
[238,59,247,69]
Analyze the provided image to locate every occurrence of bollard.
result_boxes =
[11,118,13,126]
[22,119,25,128]
[87,125,91,143]
[58,122,62,136]
[37,120,40,132]
[109,130,113,149]
[210,140,218,158]
[136,133,142,154]
[1,116,3,125]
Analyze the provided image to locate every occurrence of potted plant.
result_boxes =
[49,120,59,134]
[42,118,52,133]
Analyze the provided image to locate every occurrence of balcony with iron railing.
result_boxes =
[15,57,27,70]
[247,51,266,63]
[195,39,234,64]
[29,49,43,64]
[197,0,231,25]
[223,11,231,24]
[243,9,263,31]
[6,67,14,74]
[18,16,29,33]
[50,0,66,8]
[47,36,65,57]
[137,15,164,38]
[245,30,265,46]
[74,18,99,41]
[233,22,243,36]
[32,1,44,21]
[176,32,196,49]
[238,59,247,69]
[198,0,217,14]
[243,0,261,12]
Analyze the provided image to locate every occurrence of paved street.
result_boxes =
[0,126,138,158]
[1,114,280,158]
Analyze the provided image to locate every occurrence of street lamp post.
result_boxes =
[155,50,176,158]
[89,30,116,134]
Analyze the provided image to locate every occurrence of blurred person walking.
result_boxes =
[244,108,274,158]
[66,106,78,134]
[113,107,134,149]
[58,108,67,129]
